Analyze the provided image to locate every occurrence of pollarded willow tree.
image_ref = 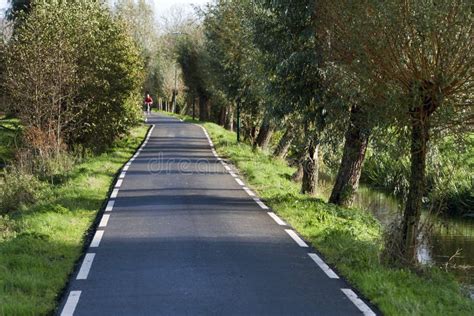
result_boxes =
[254,0,348,195]
[325,0,473,262]
[203,0,269,143]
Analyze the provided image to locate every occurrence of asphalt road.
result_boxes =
[58,113,375,316]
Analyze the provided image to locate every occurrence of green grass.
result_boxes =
[174,113,474,316]
[0,115,21,165]
[0,124,148,315]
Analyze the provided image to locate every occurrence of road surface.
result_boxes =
[58,113,376,315]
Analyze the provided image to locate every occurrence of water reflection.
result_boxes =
[319,179,474,292]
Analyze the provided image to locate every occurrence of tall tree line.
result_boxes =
[176,0,473,264]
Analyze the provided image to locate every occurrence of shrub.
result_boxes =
[4,1,144,153]
[0,167,46,214]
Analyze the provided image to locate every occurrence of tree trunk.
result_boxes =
[292,163,304,182]
[329,105,370,207]
[199,95,209,121]
[274,127,294,159]
[218,106,226,126]
[225,104,234,131]
[255,119,274,149]
[400,103,433,263]
[301,136,320,195]
[171,92,176,113]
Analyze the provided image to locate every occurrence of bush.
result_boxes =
[4,1,144,153]
[0,167,46,214]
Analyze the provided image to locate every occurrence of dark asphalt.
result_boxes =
[59,113,372,315]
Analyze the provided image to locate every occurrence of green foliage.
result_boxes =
[0,124,148,314]
[362,132,474,216]
[4,0,145,152]
[0,116,21,165]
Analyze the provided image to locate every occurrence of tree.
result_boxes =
[202,0,267,134]
[253,0,331,195]
[6,0,32,21]
[4,1,144,152]
[176,30,212,121]
[325,0,473,262]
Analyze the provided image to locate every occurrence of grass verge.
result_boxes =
[0,115,21,166]
[0,124,148,315]
[175,113,473,316]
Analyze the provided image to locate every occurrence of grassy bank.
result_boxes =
[0,124,148,315]
[175,114,473,315]
[0,115,21,166]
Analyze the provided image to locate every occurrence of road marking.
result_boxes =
[285,229,308,247]
[99,214,110,228]
[243,187,256,196]
[229,172,237,178]
[235,178,245,186]
[224,165,231,171]
[119,172,126,179]
[90,230,104,248]
[308,253,339,279]
[77,253,95,280]
[105,200,115,212]
[267,212,286,226]
[341,289,376,316]
[123,165,130,171]
[61,291,81,316]
[254,198,269,209]
[111,188,119,198]
[115,179,123,188]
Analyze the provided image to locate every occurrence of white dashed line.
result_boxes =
[267,212,286,226]
[119,172,126,179]
[341,289,376,316]
[235,178,245,186]
[243,187,256,196]
[105,200,115,212]
[254,198,269,209]
[224,165,231,171]
[285,229,308,247]
[60,291,81,316]
[111,188,119,198]
[308,253,339,279]
[90,230,104,248]
[229,172,237,178]
[123,165,130,171]
[115,179,123,188]
[99,214,110,228]
[77,253,95,280]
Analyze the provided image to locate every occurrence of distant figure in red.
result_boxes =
[144,93,153,115]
